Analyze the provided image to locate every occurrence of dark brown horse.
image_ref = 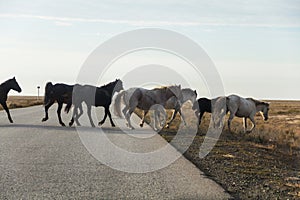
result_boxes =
[42,82,82,126]
[0,77,22,123]
[193,97,212,125]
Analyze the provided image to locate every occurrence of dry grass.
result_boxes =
[135,100,300,151]
[134,100,300,199]
[0,96,44,110]
[237,100,300,152]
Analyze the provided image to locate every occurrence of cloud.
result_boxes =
[0,13,300,28]
[54,21,72,26]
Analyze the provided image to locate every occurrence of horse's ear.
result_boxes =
[13,77,16,80]
[194,90,197,95]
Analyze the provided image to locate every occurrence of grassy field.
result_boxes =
[135,100,300,199]
[0,96,44,110]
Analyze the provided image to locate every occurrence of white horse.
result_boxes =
[226,94,270,133]
[114,85,183,130]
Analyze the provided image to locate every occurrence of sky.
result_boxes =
[0,0,300,99]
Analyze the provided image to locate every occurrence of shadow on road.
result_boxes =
[0,123,155,135]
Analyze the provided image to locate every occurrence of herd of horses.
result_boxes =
[0,77,270,133]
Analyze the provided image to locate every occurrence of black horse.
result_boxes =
[0,77,22,123]
[70,79,123,127]
[42,82,82,126]
[193,97,212,125]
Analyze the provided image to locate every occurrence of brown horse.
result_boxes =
[114,85,183,130]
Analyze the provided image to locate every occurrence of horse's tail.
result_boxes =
[65,103,72,113]
[114,90,125,118]
[44,82,53,106]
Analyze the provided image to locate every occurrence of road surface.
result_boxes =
[0,105,231,199]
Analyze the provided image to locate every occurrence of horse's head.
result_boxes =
[261,102,270,121]
[10,77,22,93]
[44,82,54,106]
[168,85,183,103]
[114,79,124,93]
[182,88,197,105]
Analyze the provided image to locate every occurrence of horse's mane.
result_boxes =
[153,86,168,91]
[154,85,179,90]
[247,98,268,106]
[0,78,13,86]
[99,79,120,89]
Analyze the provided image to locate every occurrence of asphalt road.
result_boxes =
[0,105,231,199]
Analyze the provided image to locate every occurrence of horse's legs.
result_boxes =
[227,112,235,133]
[69,117,74,127]
[178,108,187,126]
[125,107,135,129]
[166,106,187,128]
[1,102,13,123]
[99,107,108,126]
[198,111,205,125]
[107,108,116,127]
[248,115,256,133]
[86,105,95,127]
[42,100,54,122]
[75,104,83,126]
[122,105,128,118]
[157,110,165,127]
[166,110,177,128]
[69,104,82,127]
[153,110,165,131]
[140,110,149,127]
[154,110,158,130]
[57,103,65,126]
[99,106,116,127]
[243,117,248,133]
[69,106,76,127]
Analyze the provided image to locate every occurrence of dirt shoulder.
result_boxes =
[135,100,300,199]
[160,100,300,199]
[161,130,300,199]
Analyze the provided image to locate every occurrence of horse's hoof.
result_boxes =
[166,124,170,129]
[140,124,143,128]
[61,123,66,127]
[9,120,13,123]
[98,121,104,126]
[112,124,116,127]
[69,123,73,127]
[42,118,47,122]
